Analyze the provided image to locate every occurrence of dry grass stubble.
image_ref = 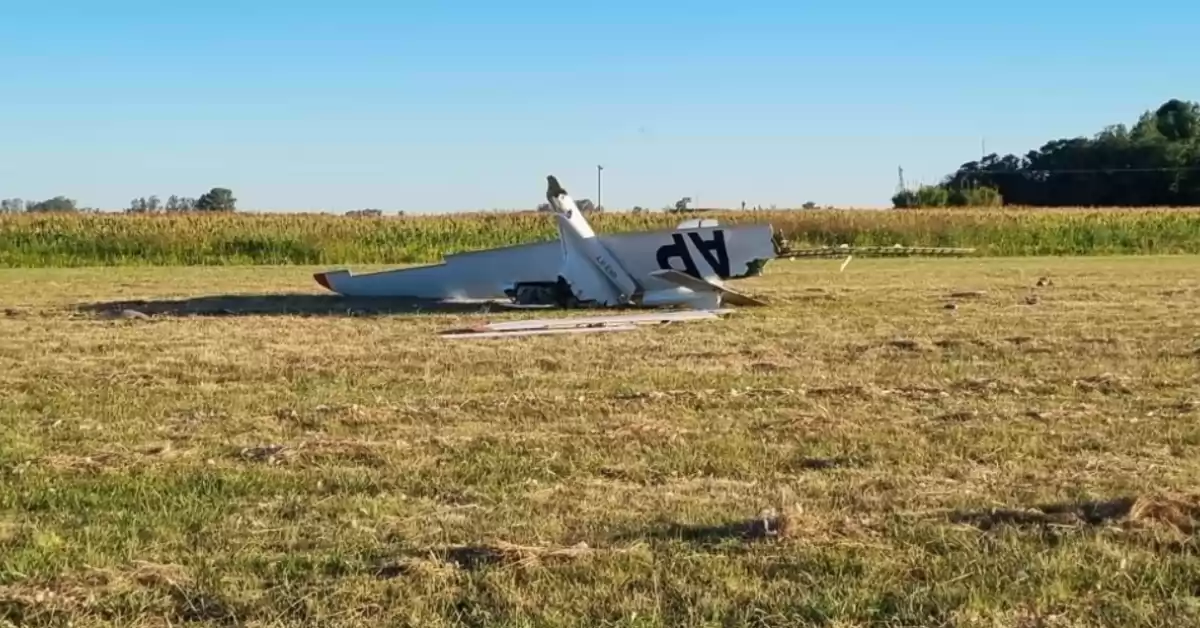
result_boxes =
[1,256,1199,626]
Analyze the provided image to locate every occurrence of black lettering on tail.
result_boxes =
[655,229,730,278]
[688,230,730,277]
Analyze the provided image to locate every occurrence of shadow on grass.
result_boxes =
[944,495,1200,554]
[948,497,1140,530]
[609,517,781,548]
[947,494,1200,537]
[72,294,541,318]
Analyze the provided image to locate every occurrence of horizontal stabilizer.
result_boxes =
[648,270,768,307]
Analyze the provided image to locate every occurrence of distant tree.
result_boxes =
[127,195,163,213]
[195,187,236,212]
[26,196,78,212]
[165,195,196,212]
[950,185,1003,207]
[0,198,24,213]
[802,201,817,209]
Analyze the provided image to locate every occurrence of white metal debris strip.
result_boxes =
[439,309,735,339]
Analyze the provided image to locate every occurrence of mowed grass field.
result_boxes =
[2,256,1200,626]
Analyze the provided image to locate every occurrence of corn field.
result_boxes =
[2,207,1199,267]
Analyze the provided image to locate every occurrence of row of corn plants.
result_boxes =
[2,207,1199,267]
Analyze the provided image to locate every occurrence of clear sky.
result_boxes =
[2,0,1196,212]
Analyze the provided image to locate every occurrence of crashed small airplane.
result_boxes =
[312,174,975,338]
[314,175,780,311]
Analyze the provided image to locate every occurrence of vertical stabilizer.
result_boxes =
[545,175,641,305]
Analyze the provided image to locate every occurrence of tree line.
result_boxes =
[895,98,1200,208]
[0,187,237,213]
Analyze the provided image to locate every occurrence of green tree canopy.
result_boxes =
[895,98,1200,207]
[26,196,78,212]
[195,187,236,212]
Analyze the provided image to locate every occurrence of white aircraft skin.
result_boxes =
[313,175,780,309]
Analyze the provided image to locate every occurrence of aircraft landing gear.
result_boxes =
[508,277,586,308]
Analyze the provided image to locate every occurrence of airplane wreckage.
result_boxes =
[313,175,974,338]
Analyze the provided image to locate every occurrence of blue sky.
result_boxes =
[2,0,1196,212]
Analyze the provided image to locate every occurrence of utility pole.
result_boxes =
[596,165,603,210]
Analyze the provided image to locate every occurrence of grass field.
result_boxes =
[4,206,1200,267]
[2,256,1200,626]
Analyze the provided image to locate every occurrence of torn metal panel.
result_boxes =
[776,244,977,258]
[439,309,733,339]
[479,309,733,331]
[443,325,640,339]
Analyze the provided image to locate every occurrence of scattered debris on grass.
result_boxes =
[1072,372,1133,395]
[238,444,288,464]
[233,439,394,467]
[748,361,784,373]
[625,503,886,548]
[948,493,1200,536]
[96,308,151,320]
[935,410,980,422]
[794,455,865,471]
[375,541,649,575]
[0,562,236,624]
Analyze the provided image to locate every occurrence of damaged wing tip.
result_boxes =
[313,272,332,291]
[546,174,566,198]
